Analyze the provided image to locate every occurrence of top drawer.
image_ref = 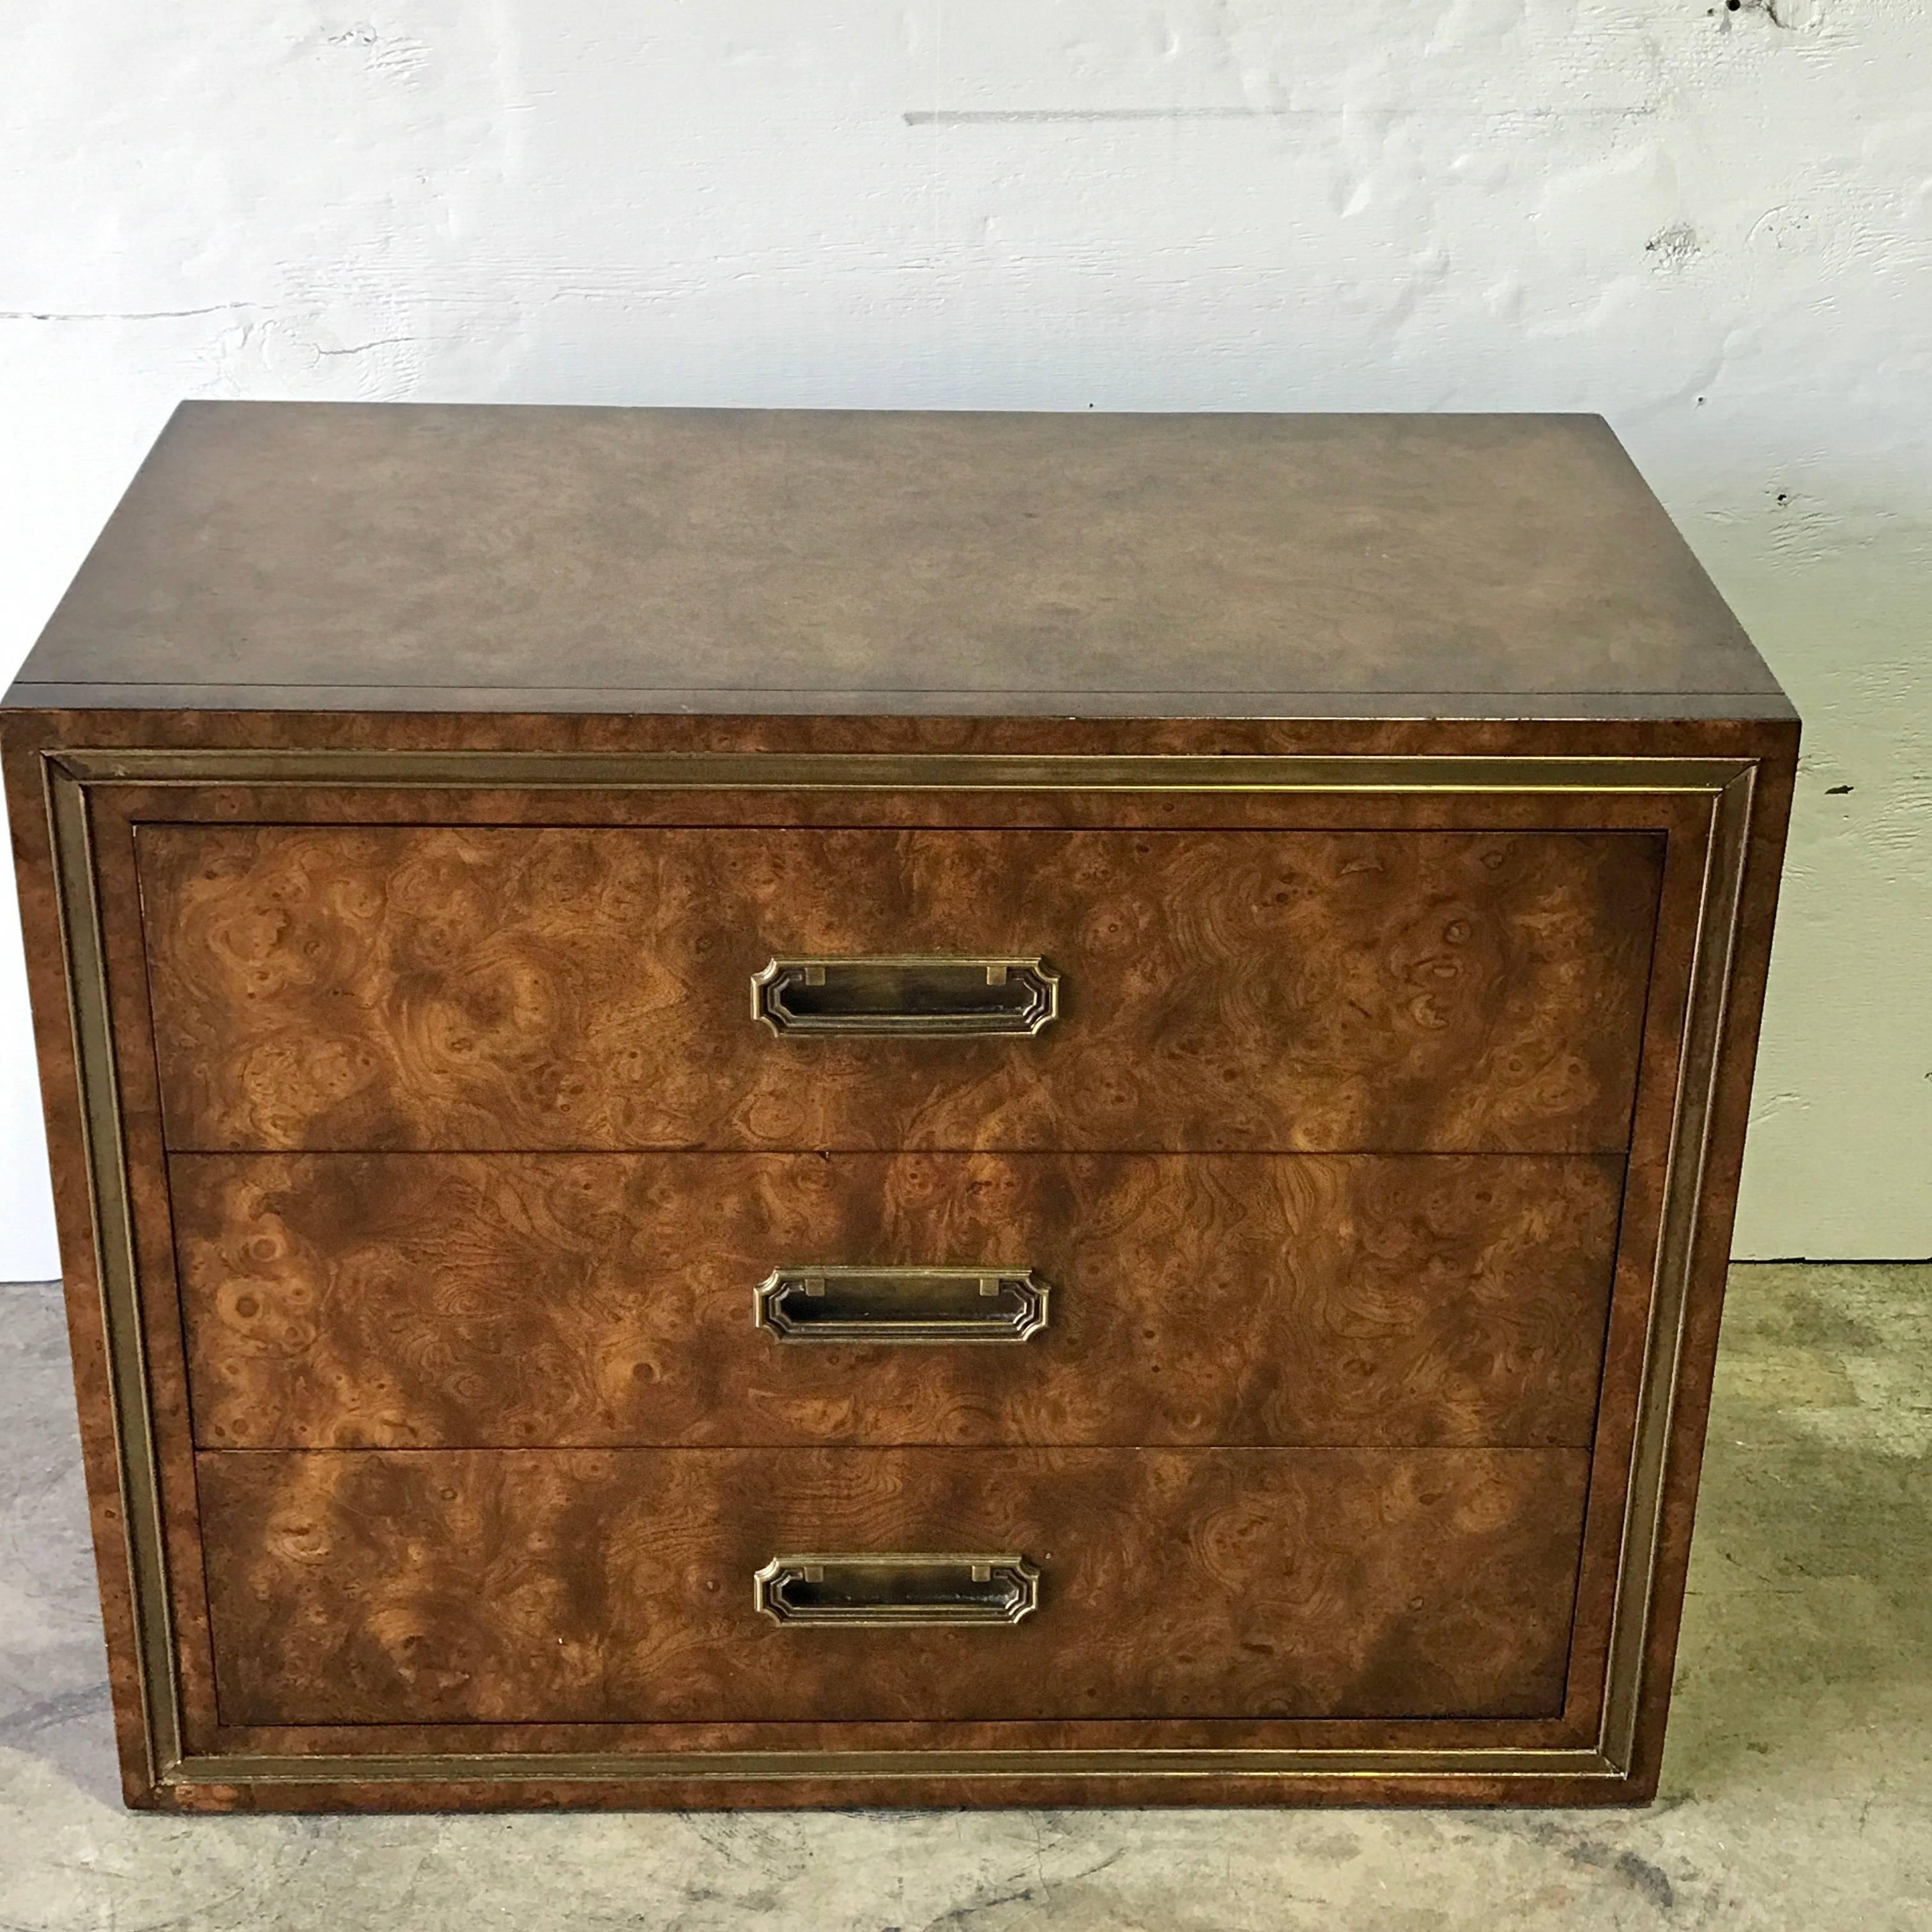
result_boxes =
[136,823,1660,1153]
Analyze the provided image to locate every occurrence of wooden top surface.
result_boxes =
[6,403,1788,719]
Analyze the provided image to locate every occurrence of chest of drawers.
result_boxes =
[1,404,1796,1811]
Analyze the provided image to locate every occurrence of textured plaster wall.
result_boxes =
[2,3,1928,1270]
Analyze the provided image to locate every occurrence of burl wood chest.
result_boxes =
[1,405,1796,1811]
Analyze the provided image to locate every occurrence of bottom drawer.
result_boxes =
[198,1446,1588,1726]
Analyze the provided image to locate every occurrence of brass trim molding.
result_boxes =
[1598,760,1756,1765]
[50,746,1752,794]
[40,744,1759,1797]
[169,1745,1627,1788]
[44,767,179,1786]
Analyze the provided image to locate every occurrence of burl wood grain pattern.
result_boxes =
[197,1446,1588,1726]
[173,1151,1623,1450]
[137,825,1662,1153]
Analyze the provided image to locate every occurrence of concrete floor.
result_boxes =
[1,1264,1927,1931]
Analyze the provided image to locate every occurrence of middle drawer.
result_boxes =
[172,1151,1621,1450]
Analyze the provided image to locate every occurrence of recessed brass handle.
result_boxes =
[756,1266,1050,1344]
[751,955,1059,1036]
[754,1553,1041,1627]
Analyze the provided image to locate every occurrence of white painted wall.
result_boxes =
[3,3,1928,1273]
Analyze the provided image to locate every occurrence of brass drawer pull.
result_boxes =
[754,1552,1041,1627]
[755,1266,1050,1344]
[751,955,1059,1036]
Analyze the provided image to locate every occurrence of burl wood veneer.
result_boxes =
[198,1447,1590,1727]
[1,404,1796,1811]
[171,1151,1625,1449]
[137,824,1660,1154]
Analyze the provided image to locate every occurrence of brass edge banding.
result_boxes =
[1595,765,1756,1770]
[52,747,1755,794]
[169,1747,1623,1788]
[54,744,1754,1793]
[42,755,182,1781]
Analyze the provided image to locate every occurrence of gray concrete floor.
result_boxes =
[1,1263,1927,1930]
